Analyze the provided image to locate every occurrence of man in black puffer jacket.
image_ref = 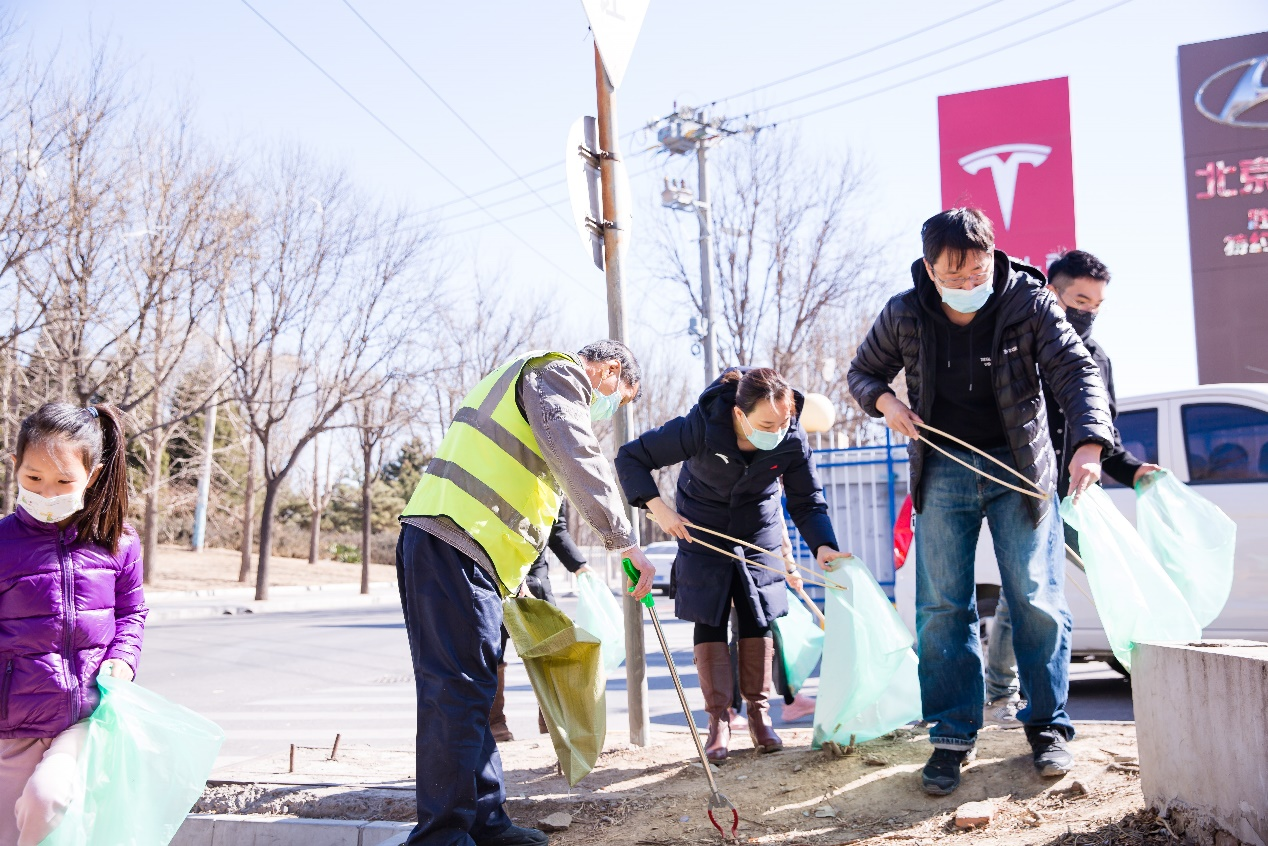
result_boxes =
[847,209,1114,796]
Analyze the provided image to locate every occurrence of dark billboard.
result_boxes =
[1178,32,1268,384]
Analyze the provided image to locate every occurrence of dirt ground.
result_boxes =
[199,721,1163,845]
[146,544,397,593]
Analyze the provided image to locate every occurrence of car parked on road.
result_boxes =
[643,540,678,595]
[894,383,1268,671]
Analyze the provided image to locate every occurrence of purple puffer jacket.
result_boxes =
[0,507,148,738]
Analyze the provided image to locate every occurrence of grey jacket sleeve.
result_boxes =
[519,359,635,552]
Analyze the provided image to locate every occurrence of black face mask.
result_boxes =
[1065,307,1096,339]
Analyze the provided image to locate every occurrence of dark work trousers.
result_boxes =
[397,523,513,846]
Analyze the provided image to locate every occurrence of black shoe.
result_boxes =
[476,825,549,846]
[1027,726,1073,777]
[476,826,547,846]
[921,747,975,795]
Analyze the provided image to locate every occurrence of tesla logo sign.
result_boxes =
[1195,54,1268,129]
[938,78,1076,269]
[958,144,1052,230]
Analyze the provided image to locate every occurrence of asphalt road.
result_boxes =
[141,598,1133,770]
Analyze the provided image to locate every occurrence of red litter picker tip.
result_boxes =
[623,558,739,842]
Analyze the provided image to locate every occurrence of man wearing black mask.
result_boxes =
[984,249,1164,718]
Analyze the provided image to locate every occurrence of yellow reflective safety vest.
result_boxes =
[401,351,579,592]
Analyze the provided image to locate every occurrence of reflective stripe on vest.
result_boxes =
[401,351,577,592]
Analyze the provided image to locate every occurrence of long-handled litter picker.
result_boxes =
[623,558,739,842]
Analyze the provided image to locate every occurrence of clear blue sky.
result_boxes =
[16,0,1266,395]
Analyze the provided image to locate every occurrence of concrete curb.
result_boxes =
[147,583,400,622]
[172,814,412,846]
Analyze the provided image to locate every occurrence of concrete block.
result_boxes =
[359,821,414,846]
[1132,640,1268,846]
[209,814,364,846]
[169,815,216,846]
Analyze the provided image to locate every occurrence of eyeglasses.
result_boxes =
[929,254,994,290]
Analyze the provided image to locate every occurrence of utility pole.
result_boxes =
[595,44,650,748]
[655,107,754,385]
[191,305,225,552]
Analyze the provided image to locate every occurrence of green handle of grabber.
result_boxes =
[622,557,655,608]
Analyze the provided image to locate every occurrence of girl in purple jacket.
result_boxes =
[0,403,146,846]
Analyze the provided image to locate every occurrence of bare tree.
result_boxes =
[226,152,434,600]
[655,133,882,377]
[305,432,339,565]
[429,269,555,428]
[119,116,232,582]
[351,376,412,593]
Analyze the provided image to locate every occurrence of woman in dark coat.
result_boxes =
[615,367,849,761]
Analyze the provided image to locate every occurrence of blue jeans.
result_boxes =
[915,445,1074,749]
[397,525,514,846]
[985,522,1082,701]
[984,595,1019,701]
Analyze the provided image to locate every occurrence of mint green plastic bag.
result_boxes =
[1135,470,1236,628]
[1060,485,1201,671]
[772,589,823,694]
[573,571,626,675]
[41,675,224,846]
[813,558,922,747]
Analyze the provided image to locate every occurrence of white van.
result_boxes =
[894,383,1268,671]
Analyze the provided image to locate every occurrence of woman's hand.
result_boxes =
[876,393,923,440]
[785,567,804,592]
[816,546,853,572]
[648,497,692,542]
[99,659,134,682]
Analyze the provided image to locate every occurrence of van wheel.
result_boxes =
[1105,656,1131,678]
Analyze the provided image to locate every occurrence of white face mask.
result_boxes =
[17,485,85,524]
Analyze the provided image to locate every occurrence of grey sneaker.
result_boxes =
[1026,726,1073,776]
[984,693,1022,727]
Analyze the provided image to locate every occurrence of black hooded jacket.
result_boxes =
[1045,326,1143,498]
[614,370,836,627]
[847,251,1115,524]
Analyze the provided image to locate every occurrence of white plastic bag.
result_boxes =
[813,558,922,746]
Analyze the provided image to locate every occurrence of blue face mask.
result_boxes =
[740,413,788,451]
[590,387,621,423]
[937,280,994,314]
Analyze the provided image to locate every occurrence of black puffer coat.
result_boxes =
[615,372,837,629]
[847,252,1114,524]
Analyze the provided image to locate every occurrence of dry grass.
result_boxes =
[145,544,397,593]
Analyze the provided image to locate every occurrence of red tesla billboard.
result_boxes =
[1179,31,1268,384]
[938,77,1076,271]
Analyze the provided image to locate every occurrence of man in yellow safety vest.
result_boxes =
[397,340,655,846]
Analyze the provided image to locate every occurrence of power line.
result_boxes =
[337,0,577,235]
[753,0,1078,117]
[237,0,601,300]
[706,0,1012,108]
[769,0,1134,127]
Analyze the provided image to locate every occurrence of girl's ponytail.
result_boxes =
[74,404,129,551]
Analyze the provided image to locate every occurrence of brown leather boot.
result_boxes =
[739,637,783,753]
[694,642,734,763]
[490,662,514,743]
[538,708,549,735]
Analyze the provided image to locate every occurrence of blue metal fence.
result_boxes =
[785,429,910,600]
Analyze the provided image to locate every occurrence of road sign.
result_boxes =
[566,116,604,270]
[579,0,650,90]
[566,116,633,270]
